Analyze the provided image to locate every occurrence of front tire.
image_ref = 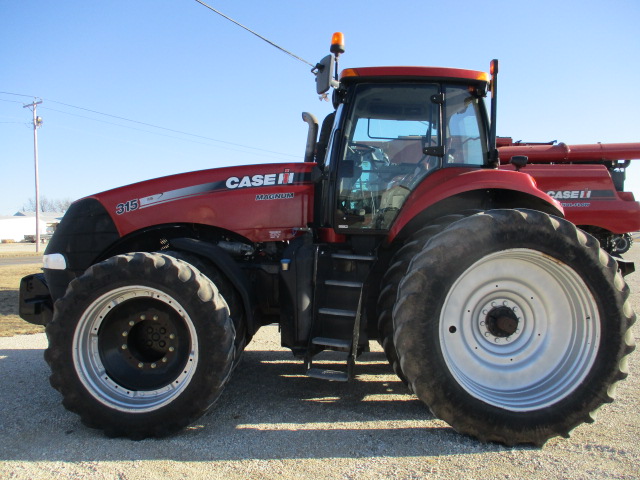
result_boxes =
[393,209,635,445]
[45,252,235,439]
[164,250,249,361]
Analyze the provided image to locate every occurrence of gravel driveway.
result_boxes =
[1,248,639,480]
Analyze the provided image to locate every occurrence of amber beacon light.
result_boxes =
[330,32,345,56]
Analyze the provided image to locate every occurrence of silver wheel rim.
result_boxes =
[440,248,600,411]
[73,286,198,413]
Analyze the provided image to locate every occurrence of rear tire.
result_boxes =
[45,252,235,439]
[393,209,635,445]
[377,212,481,384]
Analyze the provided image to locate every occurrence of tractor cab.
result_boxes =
[311,37,495,234]
[327,73,490,231]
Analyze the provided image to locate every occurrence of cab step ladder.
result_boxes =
[305,252,373,381]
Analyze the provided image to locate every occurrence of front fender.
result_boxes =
[168,237,257,335]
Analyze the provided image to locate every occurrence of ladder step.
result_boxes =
[312,337,352,350]
[324,279,363,288]
[307,367,349,382]
[318,308,357,318]
[331,253,376,262]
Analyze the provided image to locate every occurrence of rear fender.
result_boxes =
[388,168,563,243]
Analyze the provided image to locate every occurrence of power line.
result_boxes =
[193,0,315,68]
[0,92,300,159]
[0,98,26,104]
[42,103,299,158]
[0,91,34,99]
[43,106,299,160]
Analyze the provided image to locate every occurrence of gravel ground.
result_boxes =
[0,247,638,479]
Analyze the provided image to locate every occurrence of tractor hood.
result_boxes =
[77,162,318,243]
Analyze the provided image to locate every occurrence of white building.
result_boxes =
[0,212,63,243]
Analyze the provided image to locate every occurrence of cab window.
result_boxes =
[444,85,487,166]
[334,83,487,231]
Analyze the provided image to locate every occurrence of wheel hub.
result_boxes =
[96,297,191,391]
[478,299,523,344]
[125,314,177,369]
[485,306,519,338]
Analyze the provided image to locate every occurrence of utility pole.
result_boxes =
[23,99,43,252]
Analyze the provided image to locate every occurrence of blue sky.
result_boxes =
[1,0,639,216]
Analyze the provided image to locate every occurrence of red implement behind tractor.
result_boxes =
[19,34,636,446]
[499,138,640,254]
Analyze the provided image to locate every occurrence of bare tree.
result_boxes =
[22,196,73,213]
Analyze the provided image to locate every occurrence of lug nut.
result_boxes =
[153,315,159,321]
[140,315,146,320]
[121,344,127,350]
[169,346,175,352]
[162,357,168,363]
[129,320,135,327]
[138,362,144,368]
[169,334,176,340]
[151,363,157,369]
[122,331,128,337]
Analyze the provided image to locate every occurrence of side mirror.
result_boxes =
[314,54,338,94]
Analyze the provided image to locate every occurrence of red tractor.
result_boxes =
[19,35,635,445]
[498,138,640,255]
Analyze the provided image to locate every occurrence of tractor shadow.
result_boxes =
[0,331,530,462]
[178,338,526,460]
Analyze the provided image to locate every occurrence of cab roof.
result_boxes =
[340,66,489,84]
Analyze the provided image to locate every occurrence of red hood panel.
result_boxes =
[88,163,317,242]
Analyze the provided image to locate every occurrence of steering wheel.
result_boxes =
[348,143,390,167]
[349,143,377,154]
